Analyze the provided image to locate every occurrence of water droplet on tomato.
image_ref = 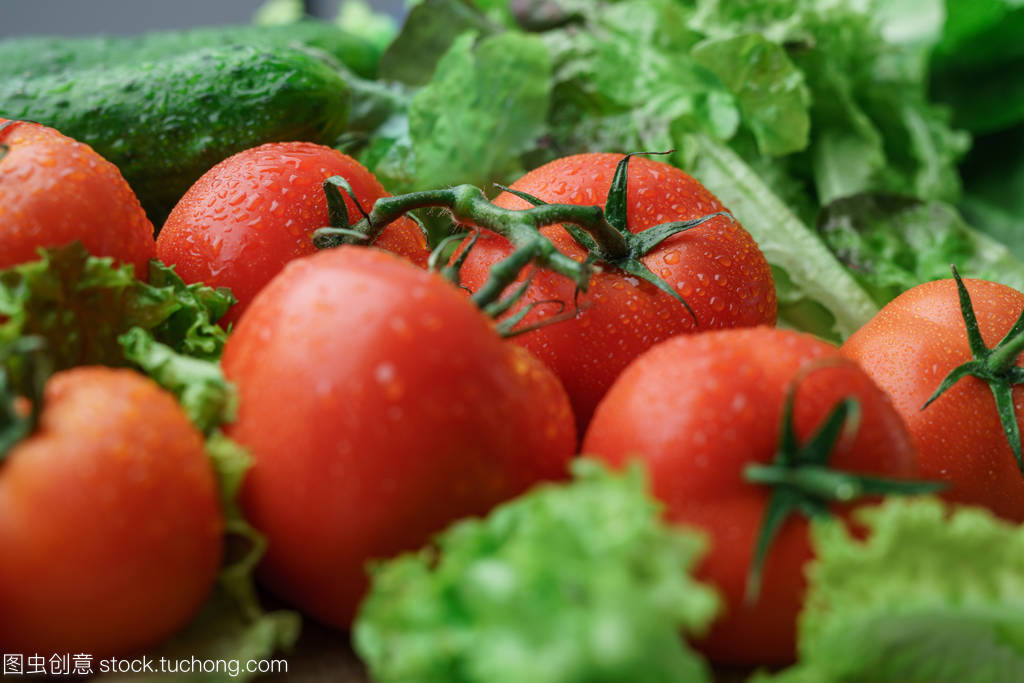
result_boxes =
[374,362,404,400]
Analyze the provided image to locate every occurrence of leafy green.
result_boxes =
[694,0,966,205]
[688,136,878,339]
[119,328,237,435]
[758,498,1024,682]
[818,192,1024,306]
[691,34,810,157]
[336,0,398,53]
[378,0,497,86]
[0,244,233,374]
[96,435,301,682]
[407,32,551,191]
[354,459,719,683]
[361,24,553,194]
[537,0,736,158]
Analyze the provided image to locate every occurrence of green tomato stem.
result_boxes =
[988,326,1024,375]
[312,155,729,319]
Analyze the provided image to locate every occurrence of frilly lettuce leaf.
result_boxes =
[354,459,719,683]
[818,192,1024,306]
[692,0,968,205]
[0,243,233,373]
[119,328,237,435]
[537,0,739,159]
[757,498,1024,683]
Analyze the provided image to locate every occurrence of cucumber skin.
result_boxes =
[0,20,382,80]
[0,45,350,225]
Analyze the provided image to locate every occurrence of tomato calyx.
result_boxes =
[311,176,377,245]
[742,372,943,602]
[496,152,733,324]
[0,336,51,461]
[922,265,1024,472]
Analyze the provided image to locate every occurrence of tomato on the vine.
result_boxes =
[156,142,430,325]
[457,153,776,430]
[0,119,155,276]
[222,246,576,627]
[843,275,1024,522]
[583,327,922,666]
[0,367,222,656]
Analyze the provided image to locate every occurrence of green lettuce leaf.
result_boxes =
[354,459,719,683]
[689,0,968,206]
[691,33,810,156]
[119,328,237,435]
[0,244,233,373]
[540,0,738,159]
[378,0,497,86]
[687,135,879,339]
[407,31,551,191]
[818,192,1024,306]
[362,21,552,194]
[758,498,1024,682]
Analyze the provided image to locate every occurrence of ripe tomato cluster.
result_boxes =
[4,118,1024,670]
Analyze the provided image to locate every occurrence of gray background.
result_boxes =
[0,0,406,37]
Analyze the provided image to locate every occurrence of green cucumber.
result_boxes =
[0,20,382,80]
[0,44,350,225]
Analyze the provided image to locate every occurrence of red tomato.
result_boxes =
[458,153,776,431]
[156,142,430,325]
[0,119,155,276]
[223,246,576,627]
[0,367,222,656]
[842,278,1024,521]
[583,327,918,666]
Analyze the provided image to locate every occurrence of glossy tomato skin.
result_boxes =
[0,119,155,276]
[459,153,776,431]
[583,327,918,666]
[157,142,429,325]
[223,246,575,627]
[0,367,222,656]
[842,278,1024,522]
